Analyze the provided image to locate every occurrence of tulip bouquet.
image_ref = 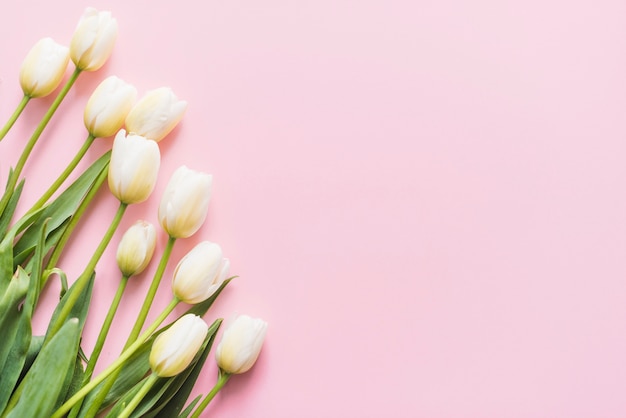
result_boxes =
[0,7,267,418]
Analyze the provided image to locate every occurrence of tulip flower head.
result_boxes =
[216,315,268,374]
[149,314,208,377]
[84,76,137,138]
[158,166,212,238]
[125,87,188,142]
[108,129,160,205]
[116,220,157,277]
[70,7,118,71]
[172,241,230,304]
[19,37,69,98]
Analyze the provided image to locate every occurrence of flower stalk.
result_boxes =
[190,371,231,418]
[117,374,160,418]
[127,236,176,345]
[0,95,30,142]
[0,67,82,219]
[27,133,96,215]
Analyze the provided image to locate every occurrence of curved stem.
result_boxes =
[190,371,231,418]
[125,236,176,348]
[118,374,159,418]
[52,298,180,418]
[0,67,81,217]
[0,95,30,142]
[46,202,127,339]
[27,133,96,215]
[42,158,109,287]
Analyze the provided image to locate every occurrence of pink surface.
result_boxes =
[2,1,626,417]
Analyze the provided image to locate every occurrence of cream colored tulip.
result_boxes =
[172,241,229,304]
[158,166,212,238]
[116,220,157,277]
[19,37,69,98]
[149,314,208,377]
[70,7,117,71]
[216,315,268,374]
[125,87,188,142]
[108,129,160,204]
[84,76,137,138]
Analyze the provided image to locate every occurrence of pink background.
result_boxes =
[1,1,626,417]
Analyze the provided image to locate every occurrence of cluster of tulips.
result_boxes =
[0,7,267,418]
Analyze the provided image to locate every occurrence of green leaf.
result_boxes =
[12,151,111,268]
[13,218,69,271]
[4,318,81,418]
[0,176,24,242]
[61,355,86,407]
[45,271,95,340]
[0,238,45,413]
[186,278,234,317]
[0,219,51,412]
[0,221,20,298]
[18,335,44,382]
[0,331,32,414]
[177,395,202,418]
[0,268,29,374]
[22,218,48,316]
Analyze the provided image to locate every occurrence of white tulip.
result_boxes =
[116,220,157,277]
[19,37,69,98]
[108,129,160,205]
[70,7,118,71]
[149,314,208,377]
[158,166,212,238]
[216,315,268,374]
[84,76,137,138]
[172,241,229,304]
[125,87,188,142]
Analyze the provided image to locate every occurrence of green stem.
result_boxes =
[0,95,30,142]
[27,133,96,215]
[190,371,231,418]
[67,275,130,418]
[52,298,180,418]
[118,374,159,418]
[46,201,127,339]
[0,67,81,218]
[86,274,129,378]
[125,236,176,348]
[42,158,109,287]
[79,239,176,417]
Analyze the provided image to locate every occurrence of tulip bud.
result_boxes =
[116,220,157,277]
[84,76,137,138]
[158,166,212,238]
[125,87,188,142]
[108,129,160,205]
[172,241,229,304]
[70,8,118,71]
[19,37,69,98]
[216,315,268,374]
[149,314,208,377]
